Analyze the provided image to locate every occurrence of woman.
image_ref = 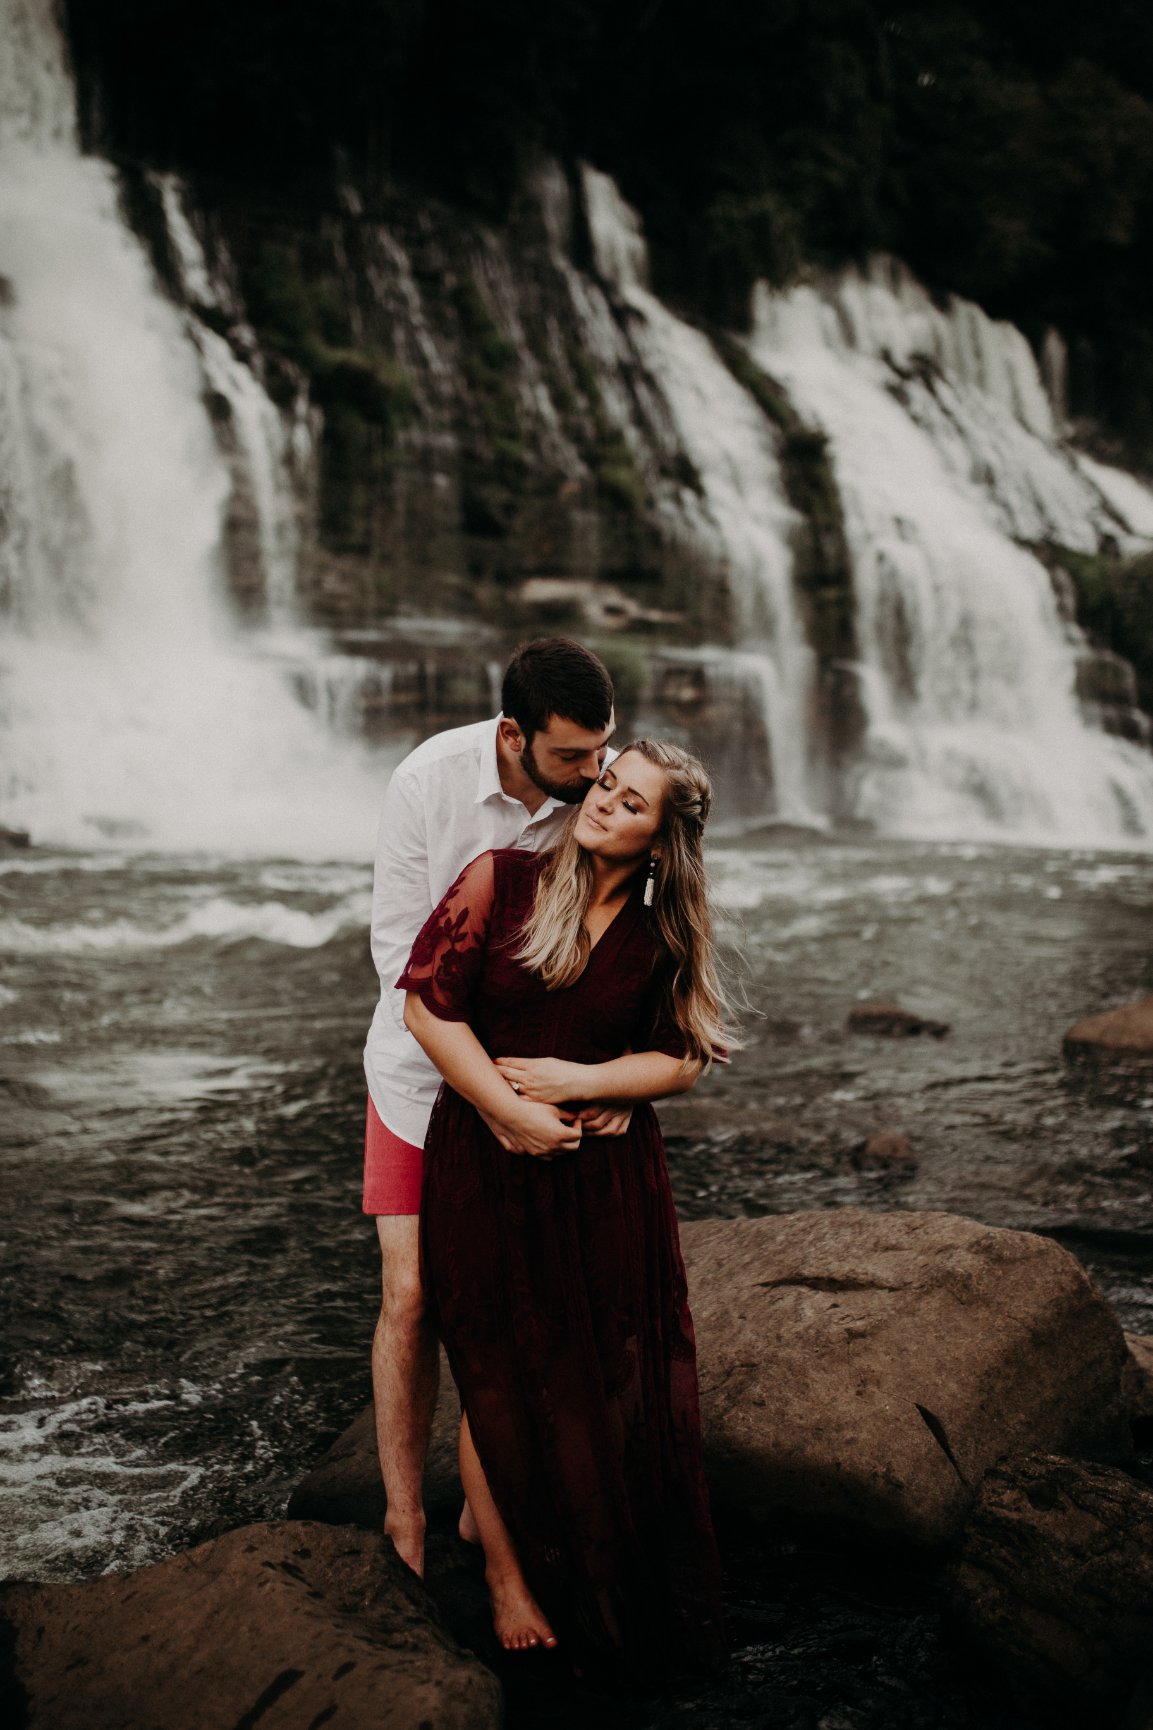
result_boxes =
[399,740,729,1672]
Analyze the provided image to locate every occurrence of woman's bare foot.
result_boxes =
[487,1569,558,1652]
[458,1498,481,1545]
[383,1511,426,1577]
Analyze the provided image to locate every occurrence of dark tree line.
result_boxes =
[63,0,1153,457]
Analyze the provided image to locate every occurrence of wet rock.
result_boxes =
[947,1453,1153,1725]
[516,576,683,632]
[296,1214,1131,1557]
[0,1519,501,1730]
[0,824,30,849]
[848,1131,918,1177]
[847,1003,951,1038]
[288,1350,461,1529]
[1063,996,1153,1063]
[1122,1334,1153,1445]
[680,1210,1132,1548]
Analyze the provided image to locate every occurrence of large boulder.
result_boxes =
[1123,1333,1153,1446]
[288,1352,461,1529]
[947,1453,1153,1725]
[297,1213,1131,1557]
[680,1210,1132,1548]
[1063,995,1153,1063]
[0,1520,501,1730]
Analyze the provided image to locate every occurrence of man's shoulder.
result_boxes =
[392,716,496,786]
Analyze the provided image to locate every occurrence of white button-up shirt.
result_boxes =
[363,715,575,1146]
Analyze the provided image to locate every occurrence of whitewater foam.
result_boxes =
[0,0,392,858]
[748,262,1153,845]
[0,889,367,953]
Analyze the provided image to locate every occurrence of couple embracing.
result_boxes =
[363,638,730,1672]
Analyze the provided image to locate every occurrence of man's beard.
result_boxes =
[520,740,595,804]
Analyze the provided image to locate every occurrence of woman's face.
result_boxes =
[573,751,665,864]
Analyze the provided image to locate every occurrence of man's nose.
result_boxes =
[578,749,603,778]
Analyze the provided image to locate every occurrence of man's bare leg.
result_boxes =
[372,1214,439,1576]
[459,1411,557,1651]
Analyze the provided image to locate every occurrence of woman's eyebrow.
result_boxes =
[623,786,649,806]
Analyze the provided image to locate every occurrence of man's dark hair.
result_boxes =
[501,639,614,741]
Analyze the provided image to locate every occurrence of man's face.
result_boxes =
[520,710,616,803]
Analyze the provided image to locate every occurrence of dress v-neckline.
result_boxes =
[583,885,638,962]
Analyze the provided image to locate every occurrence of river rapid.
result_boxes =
[3,834,1151,1592]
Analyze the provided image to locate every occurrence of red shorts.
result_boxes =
[362,1096,424,1215]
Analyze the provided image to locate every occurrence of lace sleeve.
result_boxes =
[396,851,496,1022]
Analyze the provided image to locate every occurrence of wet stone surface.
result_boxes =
[422,1516,1037,1730]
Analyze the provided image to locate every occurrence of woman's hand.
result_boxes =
[479,1096,583,1159]
[493,1056,588,1106]
[577,1103,633,1137]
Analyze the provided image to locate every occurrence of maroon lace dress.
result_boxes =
[398,848,724,1672]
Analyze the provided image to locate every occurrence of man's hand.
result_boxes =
[577,1104,633,1137]
[477,1096,582,1159]
[493,1056,586,1105]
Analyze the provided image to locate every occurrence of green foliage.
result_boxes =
[592,437,646,514]
[1056,546,1153,712]
[451,280,526,483]
[590,637,648,714]
[243,242,413,439]
[238,240,415,552]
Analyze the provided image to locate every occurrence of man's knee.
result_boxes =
[379,1268,429,1333]
[375,1215,428,1328]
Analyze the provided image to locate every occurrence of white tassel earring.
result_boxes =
[643,855,657,907]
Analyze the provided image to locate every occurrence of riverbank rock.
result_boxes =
[947,1453,1153,1725]
[848,1130,918,1176]
[288,1351,461,1529]
[295,1213,1131,1555]
[680,1210,1132,1548]
[1063,995,1153,1063]
[0,1520,501,1730]
[847,1003,951,1038]
[1123,1334,1153,1445]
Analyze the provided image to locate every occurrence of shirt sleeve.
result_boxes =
[396,851,496,1022]
[370,769,437,1034]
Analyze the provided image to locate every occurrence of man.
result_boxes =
[363,638,620,1575]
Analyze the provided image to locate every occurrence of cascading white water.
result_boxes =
[578,167,820,823]
[153,173,306,631]
[748,258,1153,844]
[0,0,385,855]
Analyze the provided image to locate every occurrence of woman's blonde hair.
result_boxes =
[516,740,731,1066]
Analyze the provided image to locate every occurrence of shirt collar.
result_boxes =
[475,716,505,805]
[476,714,566,821]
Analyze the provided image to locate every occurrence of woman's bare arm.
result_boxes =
[493,1051,701,1108]
[404,993,582,1158]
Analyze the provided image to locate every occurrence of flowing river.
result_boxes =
[3,835,1151,1594]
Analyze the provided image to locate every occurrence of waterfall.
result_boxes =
[748,258,1153,844]
[152,173,308,632]
[0,0,384,856]
[579,167,820,823]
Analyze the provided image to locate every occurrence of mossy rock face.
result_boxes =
[208,197,734,635]
[1051,544,1153,718]
[711,331,859,763]
[234,234,418,558]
